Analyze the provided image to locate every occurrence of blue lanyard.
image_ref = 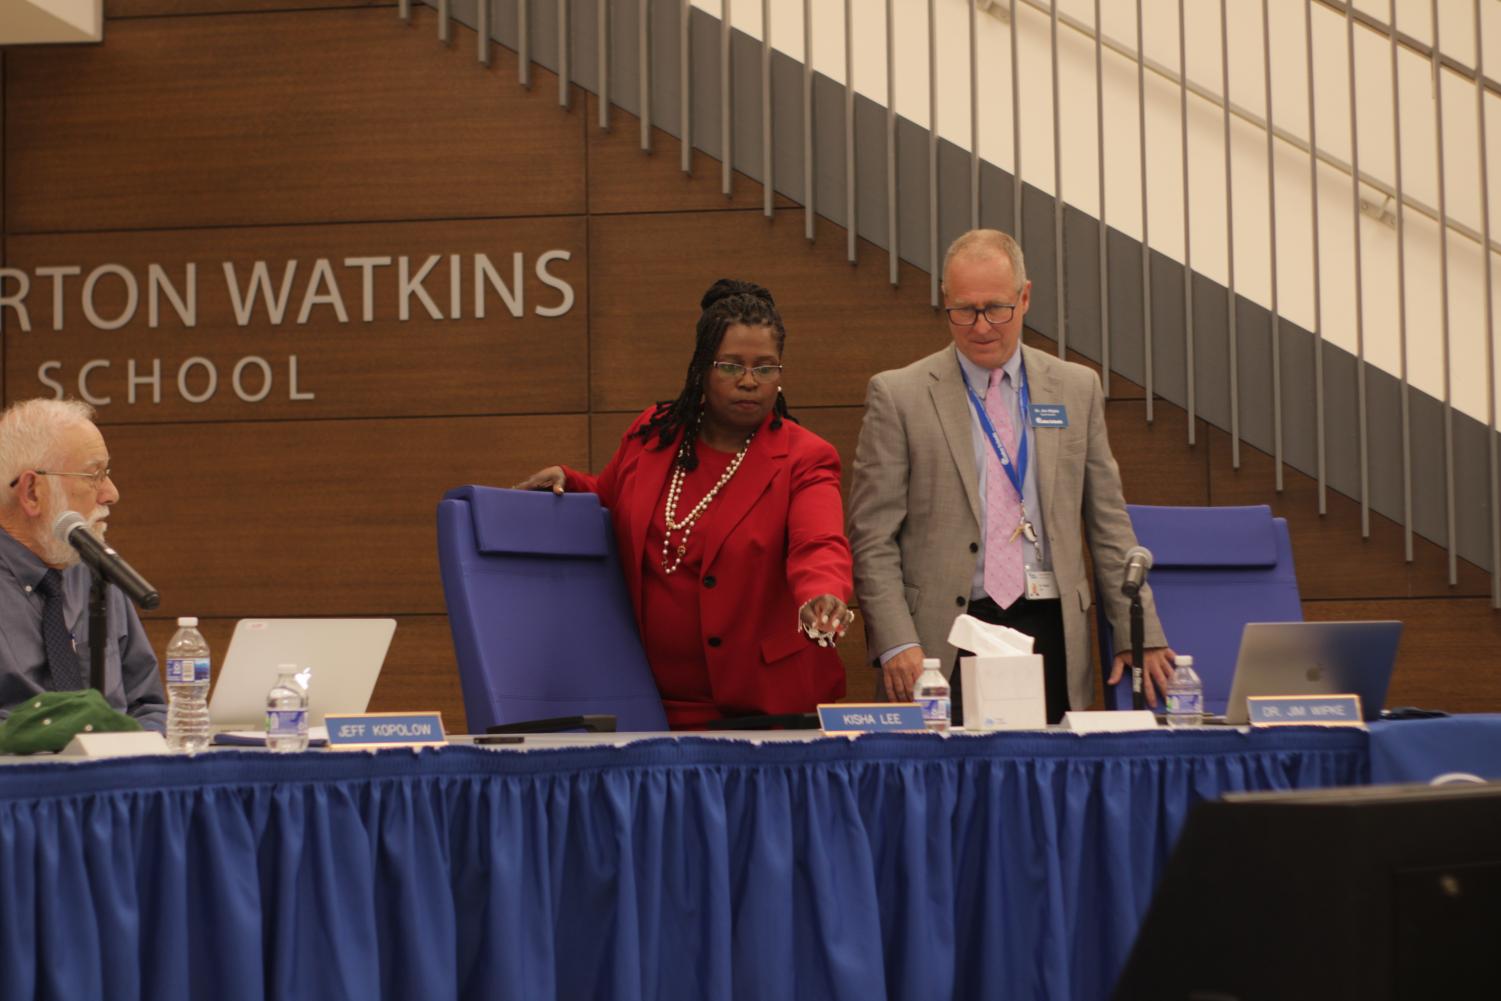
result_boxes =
[963,362,1030,500]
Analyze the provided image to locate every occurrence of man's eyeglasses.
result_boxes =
[710,361,784,384]
[945,303,1017,326]
[7,468,113,490]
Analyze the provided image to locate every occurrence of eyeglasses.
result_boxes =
[945,303,1018,326]
[7,468,113,490]
[710,361,784,384]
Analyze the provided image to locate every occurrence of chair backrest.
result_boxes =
[1098,504,1303,714]
[437,486,668,732]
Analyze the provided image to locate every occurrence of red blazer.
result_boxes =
[563,409,852,715]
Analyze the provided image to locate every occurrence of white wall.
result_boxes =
[694,0,1501,426]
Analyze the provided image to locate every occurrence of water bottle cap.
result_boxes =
[921,658,941,669]
[177,616,198,627]
[1175,655,1193,667]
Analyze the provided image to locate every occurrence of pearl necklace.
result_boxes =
[660,431,755,574]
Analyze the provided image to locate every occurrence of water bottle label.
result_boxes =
[1166,691,1203,715]
[266,709,307,736]
[918,697,951,723]
[166,657,210,684]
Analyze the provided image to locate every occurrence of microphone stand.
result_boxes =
[1129,592,1145,711]
[88,567,108,693]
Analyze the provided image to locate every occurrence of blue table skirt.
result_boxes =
[0,730,1368,1001]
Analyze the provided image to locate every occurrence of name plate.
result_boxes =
[1247,695,1364,728]
[1061,710,1160,733]
[325,712,447,749]
[817,703,928,735]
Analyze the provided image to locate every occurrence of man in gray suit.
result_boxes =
[849,229,1172,722]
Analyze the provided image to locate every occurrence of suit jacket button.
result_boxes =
[969,542,979,553]
[955,596,966,607]
[707,636,722,648]
[703,575,717,588]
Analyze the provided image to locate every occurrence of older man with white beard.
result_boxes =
[0,399,166,729]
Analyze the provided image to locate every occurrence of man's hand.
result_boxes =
[1107,646,1177,708]
[882,646,927,703]
[513,466,566,494]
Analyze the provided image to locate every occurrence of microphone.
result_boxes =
[1121,545,1153,598]
[53,511,160,610]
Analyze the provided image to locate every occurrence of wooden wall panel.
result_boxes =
[6,6,584,233]
[104,414,588,620]
[588,211,949,412]
[142,611,468,732]
[586,96,796,216]
[1104,401,1211,507]
[5,217,588,421]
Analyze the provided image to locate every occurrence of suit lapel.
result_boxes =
[1021,346,1061,519]
[700,417,784,571]
[629,432,677,576]
[929,351,983,526]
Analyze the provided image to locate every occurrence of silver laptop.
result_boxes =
[1222,621,1402,724]
[208,618,397,728]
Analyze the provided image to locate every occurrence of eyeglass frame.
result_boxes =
[709,361,785,384]
[7,468,113,490]
[943,302,1020,327]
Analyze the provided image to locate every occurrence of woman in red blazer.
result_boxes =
[517,280,853,727]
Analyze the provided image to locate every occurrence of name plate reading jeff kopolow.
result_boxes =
[1247,695,1364,728]
[818,704,928,735]
[325,712,447,749]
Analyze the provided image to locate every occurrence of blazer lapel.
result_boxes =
[1021,346,1061,518]
[929,353,983,526]
[699,416,785,572]
[629,433,677,576]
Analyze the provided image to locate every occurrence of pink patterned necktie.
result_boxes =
[983,367,1025,609]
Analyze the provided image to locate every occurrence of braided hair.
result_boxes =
[632,278,795,471]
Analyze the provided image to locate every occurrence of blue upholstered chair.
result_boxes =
[1099,504,1303,715]
[437,485,669,732]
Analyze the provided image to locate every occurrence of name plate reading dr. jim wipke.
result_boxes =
[817,704,928,735]
[325,712,447,749]
[1246,695,1364,728]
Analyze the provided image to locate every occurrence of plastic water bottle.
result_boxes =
[265,665,309,752]
[164,616,211,754]
[914,657,952,732]
[1165,655,1204,728]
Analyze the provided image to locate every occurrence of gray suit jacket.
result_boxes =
[848,344,1167,711]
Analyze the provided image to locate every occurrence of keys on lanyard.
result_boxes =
[1008,519,1039,545]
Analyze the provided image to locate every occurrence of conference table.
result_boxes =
[0,720,1478,1001]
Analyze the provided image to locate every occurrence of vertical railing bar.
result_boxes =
[1052,0,1066,358]
[887,0,899,286]
[930,0,940,307]
[599,0,611,129]
[1096,0,1110,396]
[1011,0,1023,243]
[560,0,571,110]
[1433,0,1457,585]
[400,0,411,22]
[1179,0,1194,446]
[804,0,815,241]
[970,0,980,230]
[681,0,691,173]
[1347,3,1370,537]
[519,0,532,89]
[1263,0,1282,490]
[1138,0,1153,424]
[845,0,857,263]
[762,0,773,217]
[1221,0,1238,467]
[478,0,491,65]
[641,0,653,151]
[1390,0,1412,561]
[1305,0,1325,513]
[1477,0,1499,607]
[721,0,733,197]
[439,0,451,44]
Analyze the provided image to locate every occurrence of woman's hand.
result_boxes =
[513,466,566,494]
[799,594,854,646]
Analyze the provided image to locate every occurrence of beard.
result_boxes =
[38,479,108,569]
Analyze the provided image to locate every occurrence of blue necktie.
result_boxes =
[36,570,84,691]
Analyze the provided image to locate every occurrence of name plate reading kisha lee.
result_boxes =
[325,712,447,749]
[818,703,928,735]
[1246,695,1364,728]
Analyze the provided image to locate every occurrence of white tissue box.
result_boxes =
[960,654,1046,731]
